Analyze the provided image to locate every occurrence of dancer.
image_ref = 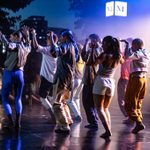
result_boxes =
[31,29,58,123]
[0,26,31,131]
[91,36,123,138]
[66,43,84,122]
[117,38,132,123]
[50,29,79,133]
[81,34,102,129]
[124,38,149,134]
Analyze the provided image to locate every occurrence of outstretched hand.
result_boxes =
[21,26,30,38]
[31,28,36,36]
[47,31,54,38]
[47,31,58,44]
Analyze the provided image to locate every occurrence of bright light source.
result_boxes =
[106,1,114,17]
[105,1,127,17]
[115,1,127,17]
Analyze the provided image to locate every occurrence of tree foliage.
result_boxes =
[0,0,35,34]
[0,0,34,12]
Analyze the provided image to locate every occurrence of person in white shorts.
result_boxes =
[89,36,123,139]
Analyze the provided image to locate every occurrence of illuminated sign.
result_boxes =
[106,1,114,17]
[106,1,127,17]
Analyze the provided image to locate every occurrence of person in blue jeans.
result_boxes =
[0,26,31,131]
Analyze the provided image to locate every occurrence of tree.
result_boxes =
[0,0,35,34]
[0,0,34,12]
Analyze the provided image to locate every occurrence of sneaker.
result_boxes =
[67,118,73,126]
[2,119,14,130]
[2,122,14,130]
[55,126,70,134]
[132,122,145,134]
[100,131,112,139]
[55,128,70,134]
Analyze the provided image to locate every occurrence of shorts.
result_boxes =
[39,76,53,98]
[93,75,115,96]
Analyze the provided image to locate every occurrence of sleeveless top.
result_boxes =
[98,64,116,78]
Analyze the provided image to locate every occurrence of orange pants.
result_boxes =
[125,76,147,122]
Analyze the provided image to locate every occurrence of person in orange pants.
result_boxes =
[124,38,150,134]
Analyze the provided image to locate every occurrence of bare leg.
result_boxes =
[104,95,113,131]
[93,94,111,138]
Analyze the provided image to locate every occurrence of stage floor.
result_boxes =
[0,101,150,150]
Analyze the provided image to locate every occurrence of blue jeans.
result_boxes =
[1,69,24,115]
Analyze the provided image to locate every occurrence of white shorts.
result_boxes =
[93,75,115,96]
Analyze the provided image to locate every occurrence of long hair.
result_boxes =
[102,36,120,60]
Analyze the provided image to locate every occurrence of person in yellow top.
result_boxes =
[67,43,84,122]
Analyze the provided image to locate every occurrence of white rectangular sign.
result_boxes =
[106,1,114,17]
[115,1,127,16]
[105,1,127,17]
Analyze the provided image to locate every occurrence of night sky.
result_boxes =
[11,0,76,30]
[10,0,150,48]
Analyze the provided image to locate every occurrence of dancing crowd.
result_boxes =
[0,26,149,139]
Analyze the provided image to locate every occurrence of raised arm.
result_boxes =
[121,40,133,59]
[48,31,69,57]
[0,31,9,45]
[31,28,39,49]
[21,26,31,45]
[81,38,91,62]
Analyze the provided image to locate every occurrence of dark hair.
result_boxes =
[102,36,120,60]
[13,29,29,43]
[89,34,100,42]
[132,38,144,49]
[12,30,22,37]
